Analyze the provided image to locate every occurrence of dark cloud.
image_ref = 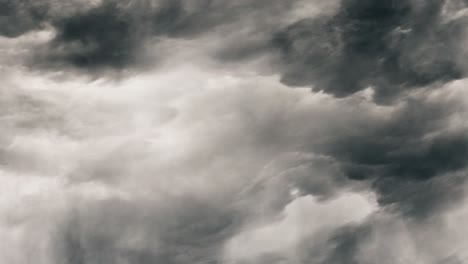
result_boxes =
[273,0,468,103]
[4,1,468,263]
[48,2,144,68]
[6,0,468,97]
[314,96,468,218]
[45,0,193,69]
[0,0,49,37]
[21,0,294,70]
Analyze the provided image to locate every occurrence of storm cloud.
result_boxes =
[2,0,296,70]
[273,0,468,103]
[2,1,468,264]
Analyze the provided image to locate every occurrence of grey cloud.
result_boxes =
[0,0,49,37]
[292,213,468,264]
[47,1,146,69]
[13,0,295,70]
[317,223,372,264]
[4,1,468,261]
[3,74,468,263]
[234,253,289,264]
[0,74,366,264]
[7,0,468,104]
[316,96,468,218]
[273,0,468,103]
[53,193,248,264]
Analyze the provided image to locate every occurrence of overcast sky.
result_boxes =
[2,1,468,263]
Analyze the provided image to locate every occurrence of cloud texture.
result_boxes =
[2,0,468,263]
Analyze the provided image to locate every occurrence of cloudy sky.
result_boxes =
[2,0,468,263]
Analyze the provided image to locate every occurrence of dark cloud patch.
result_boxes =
[330,100,467,180]
[30,0,294,70]
[7,0,468,88]
[47,2,146,69]
[273,0,468,103]
[316,97,468,218]
[373,171,466,219]
[46,0,196,69]
[0,0,49,37]
[148,0,294,38]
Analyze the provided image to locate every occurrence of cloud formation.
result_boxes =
[273,0,468,102]
[5,0,468,103]
[2,1,468,264]
[2,0,296,70]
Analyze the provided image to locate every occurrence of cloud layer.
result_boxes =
[273,0,468,102]
[2,1,468,264]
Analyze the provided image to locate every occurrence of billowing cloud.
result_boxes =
[273,0,468,103]
[2,1,468,264]
[2,0,297,70]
